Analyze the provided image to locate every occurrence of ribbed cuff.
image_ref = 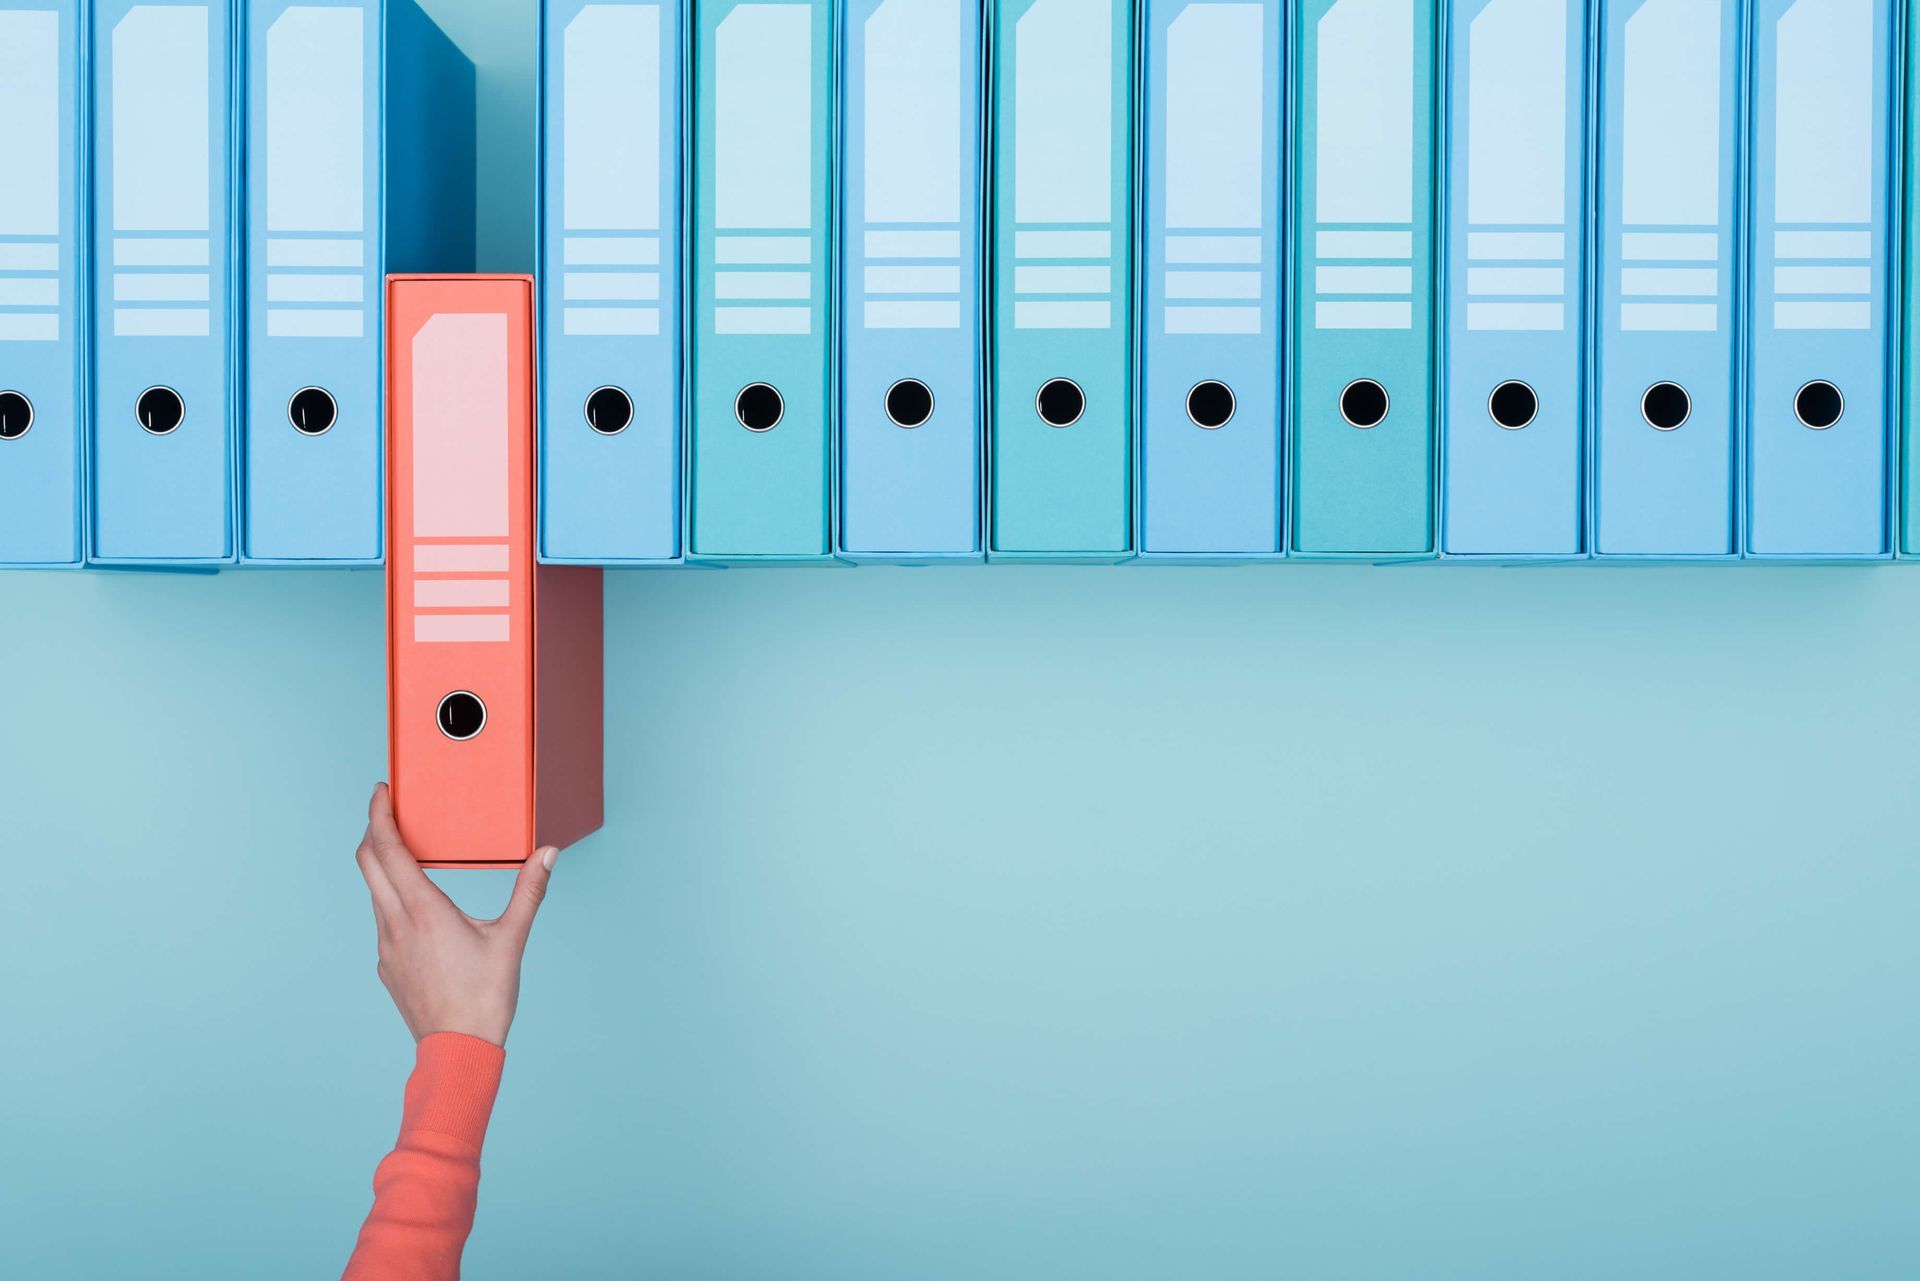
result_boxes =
[401,1032,507,1151]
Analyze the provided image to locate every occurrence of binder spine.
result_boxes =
[1590,0,1742,558]
[538,0,685,565]
[1438,0,1587,559]
[89,0,238,565]
[987,0,1136,560]
[836,0,987,561]
[1742,0,1895,559]
[0,0,87,568]
[1288,0,1439,559]
[1136,0,1284,559]
[689,0,837,561]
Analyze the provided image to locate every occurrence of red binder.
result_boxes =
[386,275,603,867]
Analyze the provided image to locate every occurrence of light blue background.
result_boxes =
[3,2,1918,1275]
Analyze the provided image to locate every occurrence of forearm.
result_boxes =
[342,1033,505,1281]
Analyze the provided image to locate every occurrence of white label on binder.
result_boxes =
[1313,0,1412,330]
[1465,0,1566,332]
[113,4,212,338]
[862,0,963,330]
[715,3,812,334]
[0,9,59,342]
[1769,0,1871,331]
[1618,0,1721,333]
[268,6,366,340]
[1013,0,1113,330]
[1164,3,1263,336]
[564,4,664,336]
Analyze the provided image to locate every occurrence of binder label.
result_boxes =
[111,3,212,339]
[1162,2,1264,337]
[1314,0,1413,330]
[862,0,964,331]
[265,5,366,340]
[562,3,664,338]
[1012,0,1113,330]
[411,312,511,643]
[0,8,59,343]
[713,2,813,336]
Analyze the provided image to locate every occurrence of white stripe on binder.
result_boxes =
[414,579,511,608]
[866,229,961,258]
[113,273,210,303]
[1165,235,1261,264]
[1467,231,1564,260]
[563,307,661,336]
[0,279,60,307]
[563,235,660,266]
[1619,266,1716,295]
[864,264,961,294]
[562,271,660,302]
[1621,301,1716,330]
[1166,270,1262,300]
[267,309,364,338]
[1775,300,1870,329]
[865,300,961,328]
[1015,300,1112,328]
[1466,301,1563,330]
[266,274,364,304]
[115,308,212,337]
[117,237,212,267]
[1165,305,1259,333]
[1316,300,1412,328]
[1621,231,1717,261]
[1014,230,1110,259]
[1315,265,1410,294]
[715,271,810,300]
[1773,229,1870,259]
[0,314,59,342]
[715,305,810,335]
[414,543,510,572]
[266,237,363,268]
[0,242,60,271]
[414,615,511,643]
[1465,266,1563,296]
[1015,265,1109,293]
[1773,264,1871,294]
[715,235,810,265]
[1315,230,1412,258]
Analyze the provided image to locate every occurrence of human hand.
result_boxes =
[354,783,557,1047]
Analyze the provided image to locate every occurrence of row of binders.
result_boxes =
[3,0,1916,568]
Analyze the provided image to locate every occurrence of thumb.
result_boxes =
[497,846,558,942]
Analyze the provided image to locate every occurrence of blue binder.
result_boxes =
[0,0,85,569]
[1289,0,1437,559]
[1744,0,1894,559]
[1439,0,1586,558]
[689,0,835,561]
[838,0,985,561]
[242,0,473,567]
[988,0,1134,559]
[538,0,683,565]
[1591,0,1739,559]
[1138,0,1283,558]
[90,0,236,565]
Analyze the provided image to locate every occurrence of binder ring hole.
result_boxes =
[1488,380,1538,430]
[436,691,487,742]
[1186,380,1235,429]
[287,387,338,436]
[0,390,31,441]
[136,386,185,436]
[1794,380,1844,430]
[585,386,634,435]
[1339,379,1389,429]
[1036,378,1085,428]
[735,382,784,432]
[884,378,935,429]
[1641,382,1690,431]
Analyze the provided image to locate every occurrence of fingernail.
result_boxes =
[540,846,558,871]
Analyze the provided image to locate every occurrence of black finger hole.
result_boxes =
[1339,379,1389,429]
[1185,380,1235,429]
[288,386,338,436]
[585,385,634,435]
[1488,380,1538,430]
[735,382,783,432]
[884,378,935,428]
[1793,380,1843,430]
[137,386,185,435]
[1036,378,1085,427]
[1640,381,1690,431]
[0,390,31,440]
[436,691,487,741]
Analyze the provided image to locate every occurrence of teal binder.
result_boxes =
[1289,0,1437,558]
[987,0,1135,559]
[689,0,835,561]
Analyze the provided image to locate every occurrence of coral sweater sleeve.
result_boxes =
[341,1032,506,1281]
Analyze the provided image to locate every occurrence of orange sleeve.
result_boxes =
[341,1032,506,1281]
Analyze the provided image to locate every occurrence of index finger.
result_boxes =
[366,783,440,905]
